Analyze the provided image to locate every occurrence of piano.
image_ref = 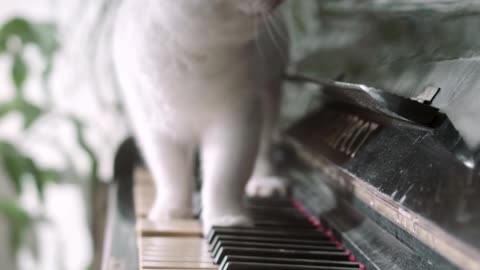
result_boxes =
[99,72,479,270]
[99,2,480,268]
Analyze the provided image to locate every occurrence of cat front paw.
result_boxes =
[202,214,253,236]
[148,205,194,221]
[246,176,288,198]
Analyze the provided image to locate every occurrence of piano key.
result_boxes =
[252,222,316,229]
[141,260,217,269]
[249,206,302,212]
[139,219,202,237]
[141,237,212,263]
[132,169,363,270]
[252,219,314,227]
[246,203,300,211]
[245,197,294,207]
[219,255,361,270]
[208,235,336,252]
[142,253,213,263]
[247,210,303,217]
[249,210,309,220]
[222,261,359,270]
[250,215,311,224]
[207,227,329,245]
[142,237,209,248]
[211,241,340,258]
[214,246,349,264]
[246,205,299,213]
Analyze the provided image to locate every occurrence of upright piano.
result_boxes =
[100,2,480,268]
[100,73,479,269]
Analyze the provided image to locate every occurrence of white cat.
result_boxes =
[112,0,289,233]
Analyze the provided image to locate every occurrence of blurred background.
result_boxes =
[0,1,126,269]
[1,0,479,270]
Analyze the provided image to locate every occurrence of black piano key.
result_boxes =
[249,213,310,224]
[247,209,303,216]
[253,222,315,229]
[222,261,358,270]
[246,203,298,212]
[250,216,310,225]
[220,256,361,270]
[250,212,308,221]
[252,218,312,226]
[212,241,340,258]
[207,227,329,245]
[253,219,314,227]
[208,235,336,252]
[247,206,297,211]
[245,198,294,207]
[247,202,317,228]
[214,246,349,265]
[207,198,362,270]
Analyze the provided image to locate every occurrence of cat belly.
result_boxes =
[121,74,260,143]
[112,0,286,143]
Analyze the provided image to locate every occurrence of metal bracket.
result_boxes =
[411,86,441,105]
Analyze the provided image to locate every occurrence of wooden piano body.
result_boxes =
[101,2,480,269]
[101,76,479,269]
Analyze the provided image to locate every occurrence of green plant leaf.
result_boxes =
[0,142,28,193]
[0,101,15,119]
[0,18,34,47]
[0,33,5,53]
[0,100,44,128]
[70,117,99,184]
[27,159,60,199]
[18,100,44,129]
[0,142,60,198]
[12,54,28,93]
[0,199,33,253]
[0,18,58,55]
[30,22,59,58]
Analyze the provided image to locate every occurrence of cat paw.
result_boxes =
[246,176,288,198]
[202,214,253,236]
[148,206,194,221]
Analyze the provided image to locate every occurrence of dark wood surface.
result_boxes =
[280,94,478,269]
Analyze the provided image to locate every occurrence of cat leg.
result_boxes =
[201,108,262,234]
[246,82,288,198]
[143,132,195,221]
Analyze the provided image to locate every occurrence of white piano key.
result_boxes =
[139,219,202,237]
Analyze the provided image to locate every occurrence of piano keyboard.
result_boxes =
[133,169,365,270]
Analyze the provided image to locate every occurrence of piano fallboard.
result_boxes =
[280,91,479,269]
